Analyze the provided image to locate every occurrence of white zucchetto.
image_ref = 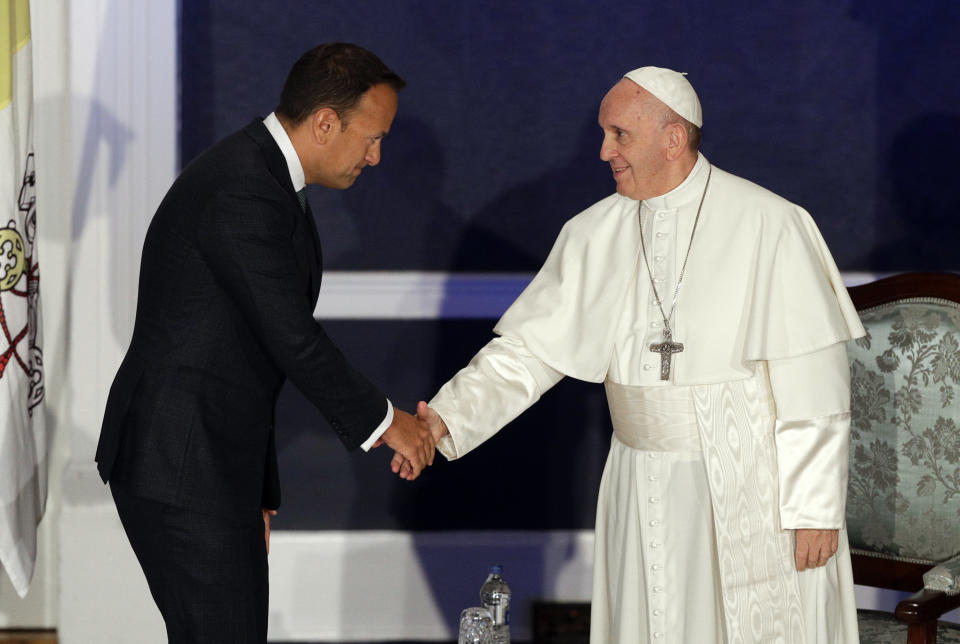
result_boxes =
[623,66,703,128]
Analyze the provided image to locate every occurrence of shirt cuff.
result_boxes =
[360,399,393,452]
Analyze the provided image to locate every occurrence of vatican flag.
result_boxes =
[0,0,46,598]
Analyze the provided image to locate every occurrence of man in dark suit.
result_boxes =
[95,43,435,643]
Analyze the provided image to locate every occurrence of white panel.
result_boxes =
[58,0,178,641]
[58,465,164,644]
[266,530,595,641]
[61,0,178,483]
[315,272,532,320]
[316,271,879,319]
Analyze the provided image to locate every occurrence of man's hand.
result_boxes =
[418,401,449,442]
[379,408,435,480]
[794,529,839,571]
[262,508,278,554]
[391,401,449,477]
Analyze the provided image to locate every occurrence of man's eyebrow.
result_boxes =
[602,122,628,132]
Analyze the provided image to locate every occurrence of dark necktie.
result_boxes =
[296,188,307,212]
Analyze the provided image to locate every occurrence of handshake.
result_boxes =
[372,401,448,480]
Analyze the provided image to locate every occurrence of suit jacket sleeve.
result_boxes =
[196,185,386,450]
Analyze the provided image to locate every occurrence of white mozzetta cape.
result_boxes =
[493,162,865,384]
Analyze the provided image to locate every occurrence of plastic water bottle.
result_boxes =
[480,565,511,644]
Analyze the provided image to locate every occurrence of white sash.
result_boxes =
[692,363,807,643]
[604,381,702,452]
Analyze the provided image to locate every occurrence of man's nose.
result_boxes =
[366,141,382,166]
[599,137,615,162]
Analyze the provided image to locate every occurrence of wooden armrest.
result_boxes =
[895,588,960,623]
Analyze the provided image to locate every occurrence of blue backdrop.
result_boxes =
[178,0,960,530]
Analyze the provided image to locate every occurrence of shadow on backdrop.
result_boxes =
[338,117,462,270]
[851,0,960,271]
[869,113,960,271]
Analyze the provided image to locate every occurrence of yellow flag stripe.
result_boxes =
[0,0,31,111]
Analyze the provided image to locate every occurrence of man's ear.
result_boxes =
[311,107,339,143]
[664,122,688,161]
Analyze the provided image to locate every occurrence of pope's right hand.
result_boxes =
[390,401,449,478]
[417,400,449,442]
[379,408,435,480]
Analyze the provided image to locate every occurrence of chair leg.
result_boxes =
[906,620,938,644]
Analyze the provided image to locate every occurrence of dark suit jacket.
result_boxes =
[96,119,387,518]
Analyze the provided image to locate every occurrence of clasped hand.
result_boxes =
[373,404,440,480]
[372,401,449,480]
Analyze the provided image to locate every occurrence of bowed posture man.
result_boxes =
[96,43,435,644]
[414,68,864,643]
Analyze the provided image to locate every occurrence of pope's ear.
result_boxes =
[664,121,688,161]
[311,107,340,142]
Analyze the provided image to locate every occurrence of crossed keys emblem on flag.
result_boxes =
[0,152,43,414]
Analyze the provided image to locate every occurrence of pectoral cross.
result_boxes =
[649,328,684,381]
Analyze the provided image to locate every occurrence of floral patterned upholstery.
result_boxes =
[847,297,960,562]
[847,284,960,642]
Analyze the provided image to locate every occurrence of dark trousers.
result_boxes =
[111,484,269,644]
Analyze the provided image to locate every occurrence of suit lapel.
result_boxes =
[304,200,322,301]
[289,203,320,301]
[243,119,321,303]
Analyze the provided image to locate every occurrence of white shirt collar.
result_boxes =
[641,152,709,212]
[263,112,306,192]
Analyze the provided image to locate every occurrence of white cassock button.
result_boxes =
[648,475,659,482]
[649,519,661,526]
[654,632,665,638]
[657,212,666,219]
[654,255,664,262]
[653,586,664,593]
[648,453,658,459]
[651,541,662,548]
[656,232,666,239]
[653,277,664,283]
[643,364,653,371]
[649,497,661,504]
[651,564,663,571]
[653,609,664,616]
[650,320,660,328]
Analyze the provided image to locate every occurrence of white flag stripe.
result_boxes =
[0,0,46,599]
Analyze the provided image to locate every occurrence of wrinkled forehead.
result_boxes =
[599,80,664,124]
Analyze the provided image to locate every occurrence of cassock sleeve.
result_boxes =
[767,341,852,530]
[429,335,564,460]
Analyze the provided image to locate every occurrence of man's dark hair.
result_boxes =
[276,43,406,125]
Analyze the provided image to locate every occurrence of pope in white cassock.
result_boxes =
[407,67,865,643]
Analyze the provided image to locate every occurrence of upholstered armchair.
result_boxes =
[846,272,960,644]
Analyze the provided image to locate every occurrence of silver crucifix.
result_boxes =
[649,328,684,381]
